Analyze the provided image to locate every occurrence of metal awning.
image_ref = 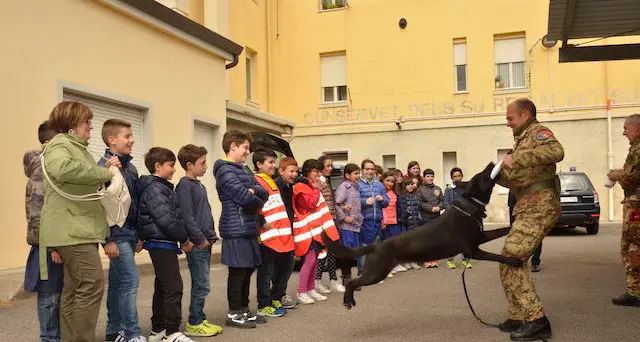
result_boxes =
[546,0,640,62]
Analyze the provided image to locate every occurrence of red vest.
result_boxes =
[255,175,294,253]
[292,183,340,257]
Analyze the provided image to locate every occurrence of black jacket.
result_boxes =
[137,175,189,244]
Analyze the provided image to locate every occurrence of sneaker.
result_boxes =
[148,330,166,342]
[128,337,148,342]
[165,332,195,342]
[244,309,267,324]
[410,262,421,270]
[447,260,457,269]
[397,264,408,272]
[202,320,223,334]
[430,261,439,268]
[330,279,346,293]
[403,263,412,270]
[185,322,222,337]
[308,289,328,301]
[387,272,394,278]
[315,280,331,294]
[106,331,126,342]
[257,306,286,317]
[281,295,297,309]
[462,259,472,269]
[297,292,315,304]
[225,310,256,329]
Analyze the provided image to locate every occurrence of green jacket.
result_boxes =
[39,133,111,279]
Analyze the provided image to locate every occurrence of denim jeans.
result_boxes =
[38,290,61,342]
[257,246,294,308]
[186,245,211,325]
[106,240,142,339]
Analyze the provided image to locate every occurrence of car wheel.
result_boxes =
[586,221,599,235]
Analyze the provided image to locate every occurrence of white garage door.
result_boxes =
[63,92,145,173]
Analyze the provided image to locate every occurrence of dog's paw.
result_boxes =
[343,302,352,310]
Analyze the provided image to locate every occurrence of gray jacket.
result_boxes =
[334,179,363,232]
[418,183,444,219]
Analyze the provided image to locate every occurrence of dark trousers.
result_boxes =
[257,246,294,309]
[228,267,254,311]
[316,251,338,281]
[149,249,183,335]
[531,244,543,266]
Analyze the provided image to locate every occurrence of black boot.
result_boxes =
[509,316,552,341]
[498,319,523,332]
[612,293,640,307]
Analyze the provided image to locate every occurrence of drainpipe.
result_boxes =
[225,54,239,69]
[266,0,273,111]
[607,98,614,222]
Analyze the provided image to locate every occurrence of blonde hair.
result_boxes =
[48,101,93,133]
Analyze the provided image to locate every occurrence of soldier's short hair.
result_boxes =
[514,98,537,118]
[626,113,640,126]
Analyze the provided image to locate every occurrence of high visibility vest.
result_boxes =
[255,176,294,253]
[292,182,340,257]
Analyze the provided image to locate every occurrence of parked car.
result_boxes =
[556,171,600,235]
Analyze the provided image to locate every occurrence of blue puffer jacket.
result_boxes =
[213,159,269,239]
[98,149,138,242]
[401,192,423,229]
[359,178,389,222]
[137,175,189,244]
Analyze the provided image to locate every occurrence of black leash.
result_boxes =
[461,267,550,342]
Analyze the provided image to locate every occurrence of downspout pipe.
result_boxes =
[226,54,240,69]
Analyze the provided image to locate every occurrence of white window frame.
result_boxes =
[453,42,468,93]
[494,38,527,91]
[320,54,347,106]
[319,0,348,11]
[382,154,396,170]
[321,85,347,105]
[246,55,253,102]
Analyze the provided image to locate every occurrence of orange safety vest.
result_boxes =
[292,182,340,257]
[255,175,294,253]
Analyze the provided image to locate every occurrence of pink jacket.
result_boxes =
[382,190,398,225]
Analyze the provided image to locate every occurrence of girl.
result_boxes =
[392,169,407,234]
[406,161,423,186]
[333,164,364,286]
[380,171,406,275]
[402,176,424,269]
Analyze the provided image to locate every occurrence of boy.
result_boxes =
[419,168,443,267]
[24,120,64,342]
[213,131,269,328]
[176,144,223,337]
[273,157,300,309]
[138,147,195,342]
[443,167,471,270]
[98,119,146,342]
[253,149,295,318]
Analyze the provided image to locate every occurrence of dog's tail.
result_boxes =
[321,231,376,259]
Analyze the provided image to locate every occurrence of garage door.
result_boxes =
[63,92,145,173]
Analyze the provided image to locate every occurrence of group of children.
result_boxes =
[25,113,472,342]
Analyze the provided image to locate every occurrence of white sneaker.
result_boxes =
[148,330,166,342]
[410,262,421,269]
[165,332,195,342]
[403,263,412,270]
[330,279,345,293]
[314,280,331,294]
[128,337,148,342]
[297,292,315,304]
[308,289,328,301]
[392,265,405,273]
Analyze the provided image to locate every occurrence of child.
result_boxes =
[23,121,64,342]
[375,165,384,181]
[293,159,340,304]
[358,159,389,275]
[213,131,269,328]
[176,144,223,337]
[380,171,405,276]
[334,164,364,285]
[392,168,407,234]
[443,167,471,269]
[274,157,300,309]
[253,149,295,318]
[402,176,424,270]
[98,119,146,342]
[138,147,195,342]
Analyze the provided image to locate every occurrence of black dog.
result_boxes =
[322,162,522,309]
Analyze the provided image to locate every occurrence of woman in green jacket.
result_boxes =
[40,101,119,342]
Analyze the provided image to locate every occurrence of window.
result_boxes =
[496,149,511,194]
[454,42,467,92]
[320,54,347,104]
[442,152,457,188]
[382,154,396,169]
[155,0,189,16]
[320,0,347,10]
[494,37,526,90]
[323,151,349,167]
[245,51,256,103]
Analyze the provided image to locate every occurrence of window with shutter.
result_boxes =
[494,37,527,90]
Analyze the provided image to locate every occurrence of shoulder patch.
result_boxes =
[536,130,553,140]
[434,189,441,196]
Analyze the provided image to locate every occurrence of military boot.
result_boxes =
[509,316,552,341]
[612,293,640,307]
[498,319,523,333]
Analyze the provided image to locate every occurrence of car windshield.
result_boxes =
[559,174,589,192]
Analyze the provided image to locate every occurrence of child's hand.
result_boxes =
[381,223,387,230]
[343,204,352,212]
[51,250,63,264]
[248,188,255,194]
[198,240,210,250]
[182,241,194,253]
[135,239,143,253]
[366,197,374,205]
[263,222,273,230]
[104,241,120,259]
[344,216,353,224]
[376,194,384,202]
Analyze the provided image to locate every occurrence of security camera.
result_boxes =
[395,120,402,130]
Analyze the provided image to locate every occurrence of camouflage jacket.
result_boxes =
[498,120,564,190]
[618,138,640,200]
[24,149,44,246]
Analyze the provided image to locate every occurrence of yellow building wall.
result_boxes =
[0,0,229,270]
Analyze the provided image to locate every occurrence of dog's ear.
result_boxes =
[484,162,495,174]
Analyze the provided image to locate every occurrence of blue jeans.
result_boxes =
[186,245,211,325]
[257,246,294,308]
[106,240,142,339]
[38,290,61,342]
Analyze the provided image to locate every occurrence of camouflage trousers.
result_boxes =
[622,201,640,296]
[500,192,560,321]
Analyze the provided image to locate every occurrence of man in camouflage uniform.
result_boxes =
[496,99,563,341]
[607,113,640,307]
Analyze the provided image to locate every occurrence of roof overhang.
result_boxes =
[546,0,640,62]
